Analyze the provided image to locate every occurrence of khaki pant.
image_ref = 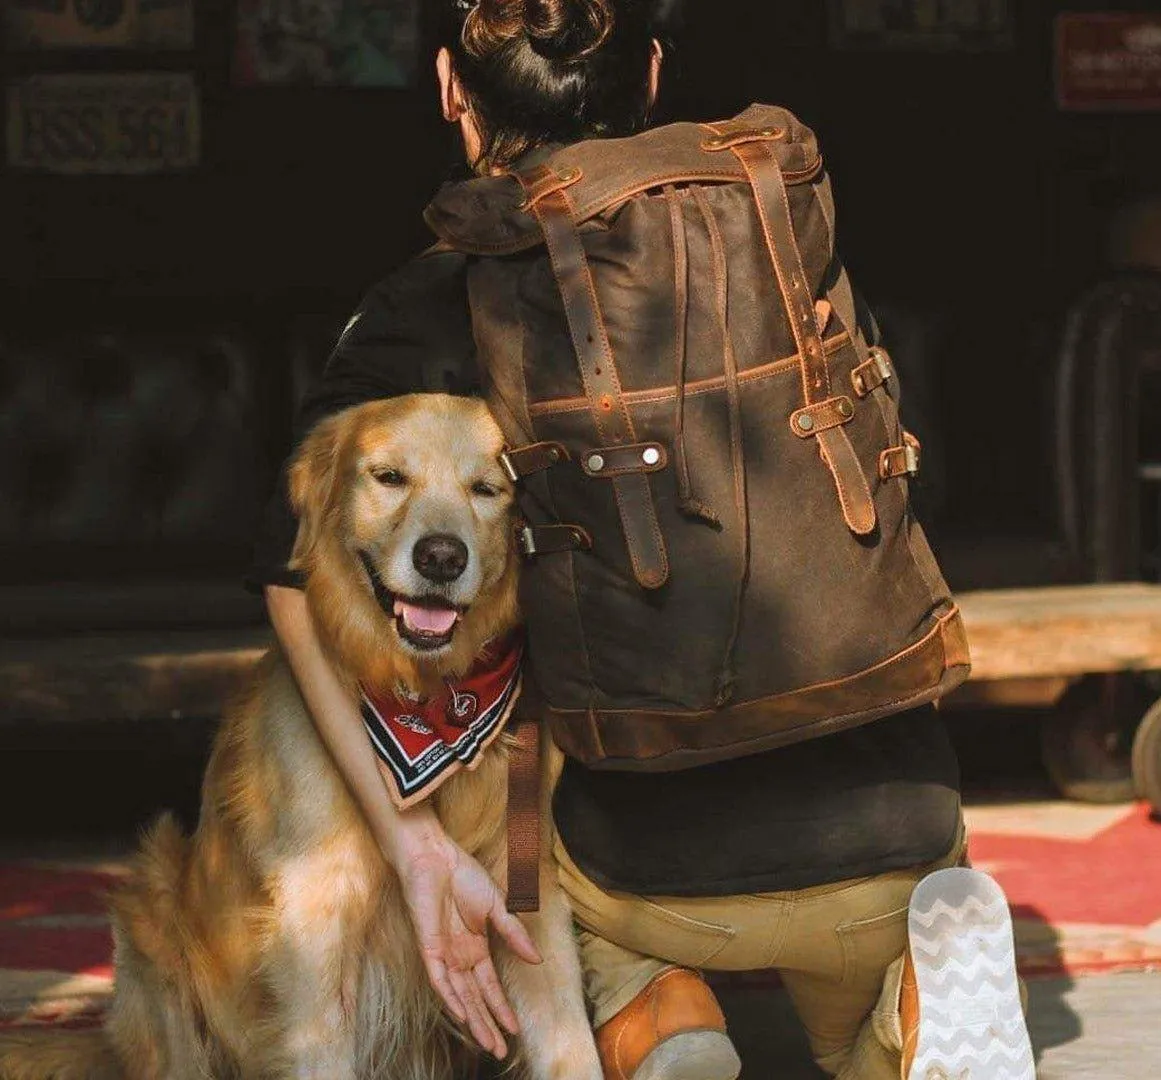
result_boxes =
[554,824,966,1079]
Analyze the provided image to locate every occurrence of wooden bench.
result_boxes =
[953,583,1161,808]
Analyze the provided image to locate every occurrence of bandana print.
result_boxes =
[361,635,523,808]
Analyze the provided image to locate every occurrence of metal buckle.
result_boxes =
[872,349,893,382]
[517,524,538,558]
[499,451,520,485]
[903,442,921,477]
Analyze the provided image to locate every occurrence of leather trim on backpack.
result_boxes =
[424,106,823,257]
[718,135,878,537]
[546,607,972,770]
[515,165,670,591]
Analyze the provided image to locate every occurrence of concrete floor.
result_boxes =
[716,972,1161,1078]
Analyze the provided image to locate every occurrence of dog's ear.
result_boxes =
[288,412,345,574]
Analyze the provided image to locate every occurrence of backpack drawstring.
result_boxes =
[692,187,751,707]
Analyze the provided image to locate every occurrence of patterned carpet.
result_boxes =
[1,800,1159,1028]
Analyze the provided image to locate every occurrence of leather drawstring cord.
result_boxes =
[665,185,721,529]
[692,187,751,707]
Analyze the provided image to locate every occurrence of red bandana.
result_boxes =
[361,635,524,809]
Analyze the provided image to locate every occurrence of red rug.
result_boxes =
[1,800,1158,1027]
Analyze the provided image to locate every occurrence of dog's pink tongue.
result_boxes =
[395,601,458,636]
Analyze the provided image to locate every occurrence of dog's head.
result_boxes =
[288,394,519,695]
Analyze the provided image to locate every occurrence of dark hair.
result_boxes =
[437,0,658,171]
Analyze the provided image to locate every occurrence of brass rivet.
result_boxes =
[797,414,815,432]
[587,453,606,472]
[642,447,662,467]
[839,400,853,418]
[559,167,580,182]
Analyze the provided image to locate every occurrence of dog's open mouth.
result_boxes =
[393,597,463,652]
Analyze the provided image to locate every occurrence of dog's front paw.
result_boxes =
[531,1037,602,1080]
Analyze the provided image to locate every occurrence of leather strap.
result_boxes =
[581,442,668,478]
[506,720,540,914]
[720,137,877,537]
[517,165,670,589]
[500,441,570,481]
[517,522,592,557]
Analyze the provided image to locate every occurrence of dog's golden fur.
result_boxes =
[0,395,599,1080]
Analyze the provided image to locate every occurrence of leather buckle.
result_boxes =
[879,434,922,480]
[500,442,569,482]
[516,523,591,559]
[851,347,894,399]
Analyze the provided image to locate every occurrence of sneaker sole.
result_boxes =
[634,1029,742,1080]
[907,868,1035,1080]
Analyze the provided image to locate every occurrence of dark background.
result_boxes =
[2,2,1160,830]
[3,0,1159,544]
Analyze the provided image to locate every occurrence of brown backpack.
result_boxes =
[426,103,970,772]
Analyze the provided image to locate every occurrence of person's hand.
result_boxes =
[390,823,542,1059]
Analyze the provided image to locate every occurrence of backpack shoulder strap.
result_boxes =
[515,163,670,590]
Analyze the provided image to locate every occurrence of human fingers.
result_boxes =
[449,968,508,1059]
[473,956,520,1036]
[421,952,467,1025]
[489,903,542,965]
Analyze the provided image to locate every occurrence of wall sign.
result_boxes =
[829,0,1013,51]
[6,74,200,174]
[233,0,420,87]
[1057,14,1161,112]
[5,0,193,50]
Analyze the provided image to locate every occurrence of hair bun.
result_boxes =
[463,0,614,64]
[524,0,614,62]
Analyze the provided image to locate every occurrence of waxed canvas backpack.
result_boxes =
[425,104,971,771]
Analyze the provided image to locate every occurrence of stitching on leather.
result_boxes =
[763,141,832,401]
[734,145,820,408]
[528,332,851,417]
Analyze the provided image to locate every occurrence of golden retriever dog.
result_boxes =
[0,394,602,1080]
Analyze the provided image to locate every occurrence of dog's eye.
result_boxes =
[372,468,408,487]
[471,481,500,498]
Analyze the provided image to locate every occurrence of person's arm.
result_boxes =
[266,585,540,1059]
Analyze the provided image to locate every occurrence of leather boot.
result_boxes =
[595,968,741,1080]
[899,868,1034,1080]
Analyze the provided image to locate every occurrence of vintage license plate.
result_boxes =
[6,73,200,174]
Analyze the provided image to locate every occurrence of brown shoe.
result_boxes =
[595,968,741,1080]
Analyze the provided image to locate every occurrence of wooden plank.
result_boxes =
[0,629,272,724]
[958,584,1161,683]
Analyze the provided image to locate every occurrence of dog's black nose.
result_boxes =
[413,534,469,583]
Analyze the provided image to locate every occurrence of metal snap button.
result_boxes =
[642,447,661,467]
[796,414,815,433]
[587,453,606,473]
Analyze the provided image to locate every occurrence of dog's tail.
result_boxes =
[0,1028,122,1080]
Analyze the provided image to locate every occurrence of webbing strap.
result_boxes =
[506,720,540,914]
[516,166,670,589]
[727,139,877,537]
